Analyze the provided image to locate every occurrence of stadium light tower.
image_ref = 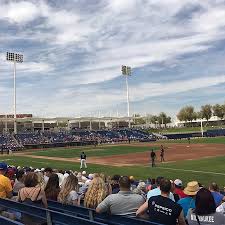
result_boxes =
[6,52,23,134]
[121,65,131,128]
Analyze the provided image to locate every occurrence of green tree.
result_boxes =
[145,114,153,124]
[177,106,196,123]
[200,104,212,121]
[196,111,203,119]
[133,114,145,125]
[158,112,172,128]
[149,115,159,128]
[212,104,225,125]
[213,104,225,120]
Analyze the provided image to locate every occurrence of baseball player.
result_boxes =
[160,145,165,162]
[150,149,156,167]
[80,152,87,169]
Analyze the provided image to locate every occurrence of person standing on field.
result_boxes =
[150,150,156,167]
[80,152,87,169]
[160,145,165,162]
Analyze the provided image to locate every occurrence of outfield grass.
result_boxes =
[160,136,225,144]
[1,137,225,187]
[1,154,225,187]
[30,145,159,158]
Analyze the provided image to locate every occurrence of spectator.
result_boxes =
[136,179,186,225]
[0,162,12,199]
[58,174,80,206]
[209,182,225,207]
[36,171,46,189]
[170,180,180,202]
[178,181,199,218]
[13,170,25,195]
[111,174,120,194]
[99,173,112,196]
[129,176,138,190]
[147,176,175,201]
[44,174,60,201]
[174,179,187,199]
[96,176,145,217]
[133,182,147,200]
[17,172,47,225]
[44,167,53,184]
[84,177,106,209]
[6,167,16,187]
[187,188,225,224]
[81,171,88,182]
[151,178,156,188]
[18,172,47,207]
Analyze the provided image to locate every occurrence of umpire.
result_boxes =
[150,149,156,167]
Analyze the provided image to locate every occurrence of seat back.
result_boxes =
[0,215,23,225]
[47,200,162,225]
[0,198,106,225]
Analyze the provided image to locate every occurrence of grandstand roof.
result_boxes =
[0,116,135,123]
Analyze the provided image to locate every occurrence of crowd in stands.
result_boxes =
[0,134,22,151]
[0,129,154,149]
[0,162,224,224]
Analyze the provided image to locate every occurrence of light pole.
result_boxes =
[121,65,131,128]
[6,52,23,134]
[200,119,204,137]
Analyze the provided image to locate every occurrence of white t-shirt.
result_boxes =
[66,191,79,204]
[44,175,49,184]
[216,202,225,214]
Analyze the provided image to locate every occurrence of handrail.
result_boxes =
[0,215,23,225]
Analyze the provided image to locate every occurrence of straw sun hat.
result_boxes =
[184,181,199,196]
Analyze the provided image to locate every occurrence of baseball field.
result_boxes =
[1,136,225,187]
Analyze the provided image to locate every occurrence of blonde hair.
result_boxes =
[58,174,79,204]
[37,172,46,189]
[84,177,106,209]
[99,173,112,195]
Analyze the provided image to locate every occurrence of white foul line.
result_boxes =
[156,167,225,176]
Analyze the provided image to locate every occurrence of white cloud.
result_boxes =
[14,74,225,117]
[0,1,40,24]
[1,1,225,115]
[131,75,225,101]
[17,62,53,74]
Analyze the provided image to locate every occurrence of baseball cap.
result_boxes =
[174,179,182,187]
[0,162,7,171]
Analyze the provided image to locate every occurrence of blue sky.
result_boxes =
[1,0,225,119]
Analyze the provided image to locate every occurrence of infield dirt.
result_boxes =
[16,143,225,167]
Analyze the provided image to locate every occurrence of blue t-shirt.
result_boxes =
[178,197,195,217]
[211,192,224,207]
[147,187,175,201]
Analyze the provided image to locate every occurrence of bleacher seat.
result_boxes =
[0,198,105,225]
[0,215,23,225]
[47,200,162,225]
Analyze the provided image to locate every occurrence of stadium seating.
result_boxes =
[0,198,162,225]
[0,215,23,225]
[15,132,48,145]
[11,129,155,150]
[0,198,105,225]
[47,200,162,225]
[0,134,21,151]
[206,129,225,137]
